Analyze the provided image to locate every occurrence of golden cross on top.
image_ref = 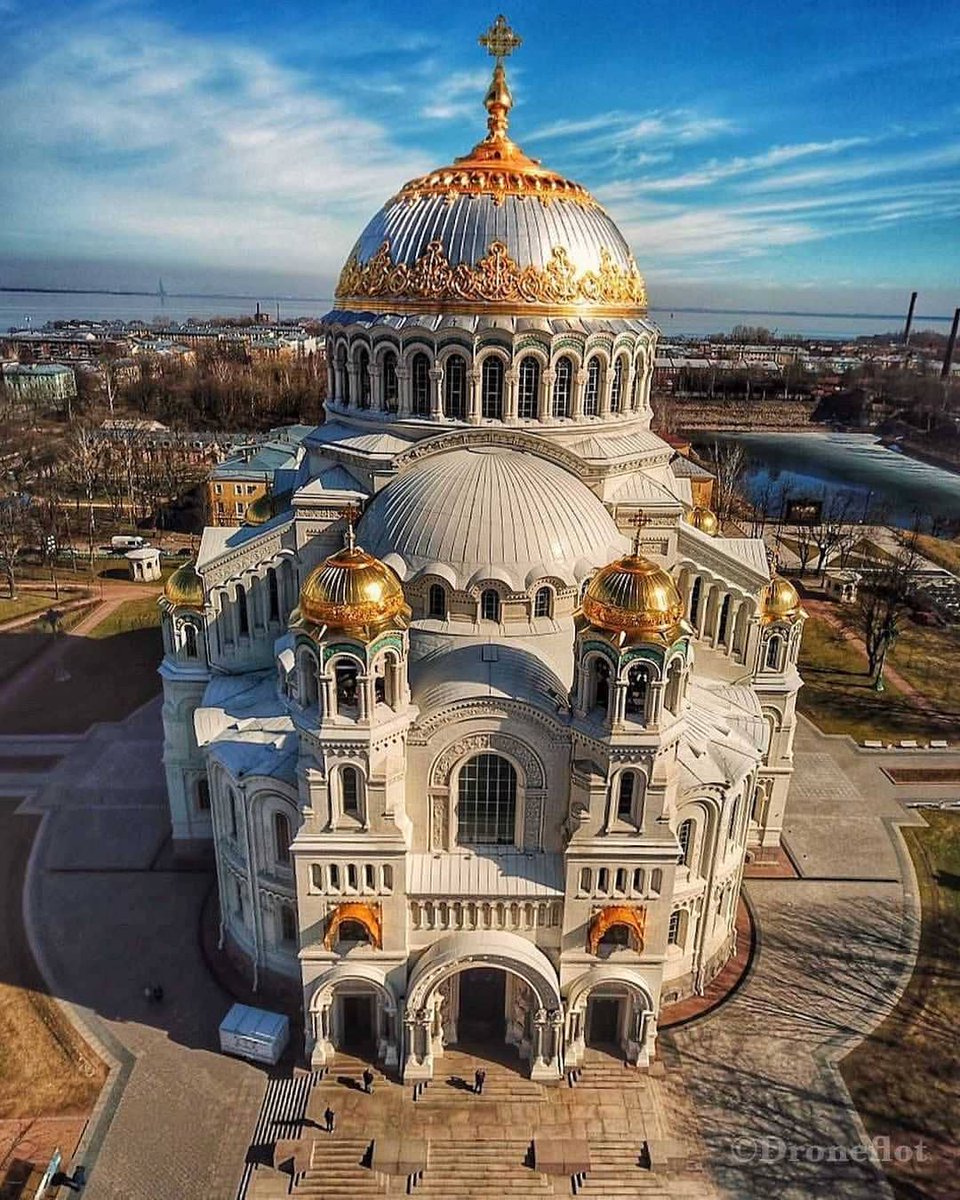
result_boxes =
[479,14,522,63]
[629,511,650,556]
[343,503,361,550]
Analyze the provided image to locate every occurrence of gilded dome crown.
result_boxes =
[298,534,410,636]
[244,491,275,526]
[164,561,204,609]
[685,506,719,536]
[763,573,803,622]
[333,17,646,319]
[582,548,687,641]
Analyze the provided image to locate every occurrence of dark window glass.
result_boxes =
[552,356,573,417]
[382,351,399,411]
[429,583,447,618]
[457,753,517,846]
[274,812,291,864]
[412,352,430,416]
[481,357,504,420]
[444,354,467,419]
[357,348,371,408]
[534,587,552,618]
[584,357,602,416]
[236,585,249,636]
[267,567,280,621]
[480,588,500,621]
[342,766,360,815]
[517,356,540,419]
[617,773,635,818]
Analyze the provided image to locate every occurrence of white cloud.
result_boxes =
[419,68,491,121]
[630,138,872,192]
[0,15,432,279]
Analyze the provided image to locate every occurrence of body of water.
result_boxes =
[702,431,960,527]
[0,290,954,341]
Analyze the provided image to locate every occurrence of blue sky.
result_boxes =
[2,0,959,314]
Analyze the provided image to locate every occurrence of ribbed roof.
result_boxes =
[352,192,635,279]
[358,446,625,589]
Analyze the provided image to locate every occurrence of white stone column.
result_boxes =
[505,367,518,422]
[397,366,411,416]
[429,367,443,419]
[468,369,481,424]
[540,369,554,421]
[572,369,586,419]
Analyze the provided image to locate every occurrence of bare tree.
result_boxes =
[850,533,922,690]
[0,495,35,598]
[64,426,107,566]
[791,519,816,575]
[707,440,746,524]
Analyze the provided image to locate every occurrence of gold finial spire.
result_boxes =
[343,503,361,551]
[477,15,522,146]
[629,511,650,557]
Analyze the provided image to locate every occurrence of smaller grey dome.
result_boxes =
[358,446,625,591]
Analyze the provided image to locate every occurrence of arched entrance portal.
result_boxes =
[564,967,655,1068]
[308,963,399,1069]
[403,932,563,1083]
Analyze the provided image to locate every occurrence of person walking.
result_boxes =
[362,1067,375,1094]
[474,1067,486,1095]
[324,1106,335,1134]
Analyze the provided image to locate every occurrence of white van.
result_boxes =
[111,535,148,551]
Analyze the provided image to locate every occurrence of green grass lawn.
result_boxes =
[889,624,960,712]
[841,809,960,1200]
[797,617,955,743]
[0,592,62,625]
[0,598,162,734]
[914,533,960,574]
[88,595,162,639]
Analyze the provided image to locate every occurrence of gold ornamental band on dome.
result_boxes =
[335,238,648,317]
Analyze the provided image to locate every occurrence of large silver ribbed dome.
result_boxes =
[357,447,626,590]
[334,34,646,319]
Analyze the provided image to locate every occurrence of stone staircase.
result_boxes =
[416,1048,545,1104]
[293,1137,386,1198]
[573,1139,670,1198]
[416,1139,551,1198]
[575,1051,647,1091]
[314,1053,393,1093]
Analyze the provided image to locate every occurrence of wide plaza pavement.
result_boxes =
[9,700,953,1199]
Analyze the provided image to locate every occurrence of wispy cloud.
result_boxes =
[629,137,872,191]
[419,68,491,120]
[0,15,432,279]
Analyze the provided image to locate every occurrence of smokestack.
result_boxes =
[903,291,917,345]
[942,307,960,380]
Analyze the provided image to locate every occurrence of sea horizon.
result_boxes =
[1,288,953,342]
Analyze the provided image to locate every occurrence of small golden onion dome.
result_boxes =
[164,561,204,609]
[763,573,802,621]
[582,551,686,639]
[298,543,410,633]
[244,491,274,526]
[685,506,719,536]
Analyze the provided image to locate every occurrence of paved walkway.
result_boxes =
[19,700,265,1200]
[15,702,943,1199]
[669,717,933,1200]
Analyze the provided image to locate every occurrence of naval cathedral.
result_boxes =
[159,17,805,1081]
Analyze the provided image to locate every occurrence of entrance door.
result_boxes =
[340,995,374,1049]
[456,968,506,1044]
[587,996,621,1047]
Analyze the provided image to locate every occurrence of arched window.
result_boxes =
[457,753,517,846]
[625,663,650,719]
[600,923,630,948]
[334,661,359,716]
[337,345,349,404]
[630,358,642,409]
[341,766,360,816]
[534,586,553,618]
[356,348,371,408]
[590,656,610,713]
[236,585,249,636]
[583,357,602,416]
[338,919,371,944]
[280,905,297,944]
[552,356,573,418]
[480,588,500,622]
[196,777,210,811]
[411,352,430,416]
[184,623,198,658]
[717,594,731,645]
[766,635,782,670]
[617,772,635,820]
[267,567,280,622]
[610,356,625,412]
[428,583,447,619]
[274,811,291,865]
[665,657,684,713]
[228,789,239,839]
[443,353,467,419]
[678,819,695,868]
[481,357,504,420]
[668,910,685,948]
[382,864,393,892]
[689,576,702,626]
[579,867,592,893]
[728,798,740,842]
[382,350,399,412]
[517,356,540,419]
